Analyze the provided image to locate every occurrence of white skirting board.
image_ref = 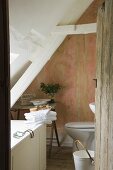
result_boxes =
[46,127,73,147]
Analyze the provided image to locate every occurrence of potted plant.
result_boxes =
[40,82,62,103]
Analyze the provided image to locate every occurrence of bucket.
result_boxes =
[73,150,94,170]
[73,140,95,170]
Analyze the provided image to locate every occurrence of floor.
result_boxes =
[46,146,75,170]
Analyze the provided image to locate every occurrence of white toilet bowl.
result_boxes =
[65,122,95,151]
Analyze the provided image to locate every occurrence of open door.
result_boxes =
[0,0,10,170]
[95,0,113,169]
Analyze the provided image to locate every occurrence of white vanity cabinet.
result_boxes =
[11,123,46,170]
[39,124,46,170]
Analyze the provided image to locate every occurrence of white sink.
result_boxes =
[89,102,95,114]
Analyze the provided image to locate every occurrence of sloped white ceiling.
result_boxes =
[9,0,94,107]
[9,0,93,36]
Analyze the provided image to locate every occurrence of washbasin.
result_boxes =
[89,102,95,114]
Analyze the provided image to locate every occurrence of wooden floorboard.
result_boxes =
[46,146,75,170]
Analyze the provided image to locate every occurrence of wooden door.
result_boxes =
[95,0,113,169]
[0,0,10,170]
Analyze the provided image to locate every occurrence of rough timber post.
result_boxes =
[95,0,113,169]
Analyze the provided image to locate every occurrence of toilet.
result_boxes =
[65,122,95,151]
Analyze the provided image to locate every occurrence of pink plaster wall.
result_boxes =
[26,34,96,129]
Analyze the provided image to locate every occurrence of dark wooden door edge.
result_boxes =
[0,0,10,170]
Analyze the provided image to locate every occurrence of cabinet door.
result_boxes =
[35,128,40,170]
[11,124,46,170]
[39,124,46,170]
[12,135,36,170]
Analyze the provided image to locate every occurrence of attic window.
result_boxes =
[10,53,19,64]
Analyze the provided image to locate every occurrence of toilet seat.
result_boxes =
[65,122,95,129]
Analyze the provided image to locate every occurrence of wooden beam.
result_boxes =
[51,23,97,35]
[11,35,66,107]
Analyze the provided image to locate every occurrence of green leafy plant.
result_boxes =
[40,82,62,101]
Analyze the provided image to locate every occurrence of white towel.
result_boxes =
[47,111,57,117]
[25,121,52,128]
[25,113,56,119]
[25,114,44,120]
[43,116,57,121]
[25,115,57,122]
[24,109,51,117]
[24,110,57,120]
[45,115,57,120]
[25,119,53,127]
[24,109,57,126]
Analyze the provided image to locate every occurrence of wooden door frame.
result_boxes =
[95,0,113,169]
[0,0,10,170]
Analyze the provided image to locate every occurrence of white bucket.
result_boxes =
[73,150,94,170]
